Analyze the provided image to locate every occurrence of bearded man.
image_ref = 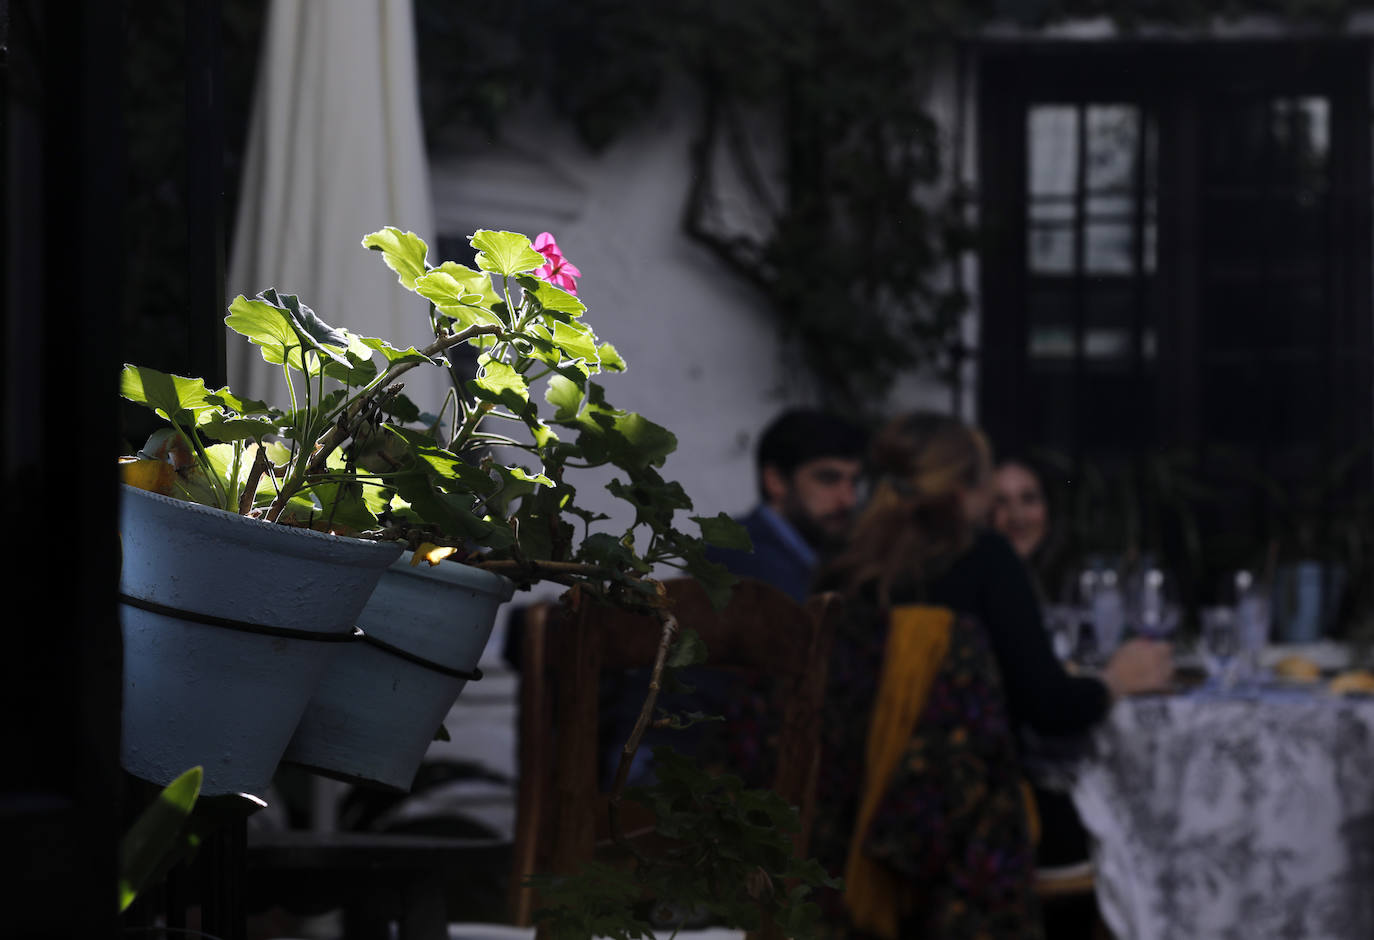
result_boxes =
[709,409,868,601]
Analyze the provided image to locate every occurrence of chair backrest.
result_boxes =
[508,577,842,926]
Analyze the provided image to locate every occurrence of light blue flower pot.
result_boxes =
[282,553,514,791]
[118,485,403,796]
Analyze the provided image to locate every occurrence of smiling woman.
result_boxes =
[993,459,1050,562]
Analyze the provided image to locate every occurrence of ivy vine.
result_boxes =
[415,0,1374,410]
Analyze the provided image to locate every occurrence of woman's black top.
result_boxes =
[918,527,1110,737]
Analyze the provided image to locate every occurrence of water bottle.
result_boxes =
[1091,569,1126,658]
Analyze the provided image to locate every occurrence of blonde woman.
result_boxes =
[812,413,1170,939]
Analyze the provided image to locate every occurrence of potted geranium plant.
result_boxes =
[279,227,746,790]
[119,227,745,797]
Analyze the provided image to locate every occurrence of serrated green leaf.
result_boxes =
[384,426,496,494]
[308,481,382,531]
[693,513,752,551]
[415,262,504,319]
[200,416,279,443]
[472,357,529,405]
[120,365,220,427]
[471,230,546,277]
[266,289,351,368]
[550,319,599,363]
[224,294,300,366]
[357,335,435,368]
[546,374,585,421]
[363,226,430,290]
[204,388,273,416]
[507,465,554,487]
[517,274,587,318]
[597,342,626,372]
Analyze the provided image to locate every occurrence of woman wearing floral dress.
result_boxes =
[812,412,1170,939]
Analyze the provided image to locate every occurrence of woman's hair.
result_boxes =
[824,411,991,599]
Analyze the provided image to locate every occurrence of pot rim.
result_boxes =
[390,551,516,601]
[119,482,403,561]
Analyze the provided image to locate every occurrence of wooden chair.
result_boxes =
[508,577,843,926]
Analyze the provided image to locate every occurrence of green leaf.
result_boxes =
[517,274,587,319]
[118,766,202,912]
[381,391,422,424]
[693,513,752,551]
[355,336,435,376]
[363,226,430,290]
[202,388,273,416]
[224,294,299,365]
[597,342,627,372]
[471,356,529,407]
[199,416,279,443]
[507,465,555,487]
[546,374,585,422]
[308,481,382,531]
[384,426,496,495]
[266,290,351,368]
[471,230,546,277]
[576,532,651,573]
[120,365,221,427]
[415,263,505,328]
[666,628,709,668]
[550,319,600,364]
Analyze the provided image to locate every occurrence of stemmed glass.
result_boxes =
[1131,566,1179,640]
[1200,606,1240,690]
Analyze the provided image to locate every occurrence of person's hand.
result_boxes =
[1101,638,1174,699]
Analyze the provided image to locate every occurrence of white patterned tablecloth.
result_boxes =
[1072,689,1374,940]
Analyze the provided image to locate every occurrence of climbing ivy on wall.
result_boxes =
[121,0,1374,416]
[414,0,1374,409]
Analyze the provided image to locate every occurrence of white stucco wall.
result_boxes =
[430,94,813,532]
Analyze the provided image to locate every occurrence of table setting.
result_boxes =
[1041,565,1374,940]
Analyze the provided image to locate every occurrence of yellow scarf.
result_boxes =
[842,604,953,940]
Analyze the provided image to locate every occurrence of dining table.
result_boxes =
[1067,660,1374,940]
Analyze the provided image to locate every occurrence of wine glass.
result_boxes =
[1134,566,1182,641]
[1200,606,1240,689]
[1044,604,1082,662]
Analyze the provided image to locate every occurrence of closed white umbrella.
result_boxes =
[227,0,444,416]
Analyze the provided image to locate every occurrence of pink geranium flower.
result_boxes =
[532,231,582,295]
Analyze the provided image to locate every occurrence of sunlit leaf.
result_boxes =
[546,374,585,421]
[471,357,529,407]
[550,319,599,363]
[120,365,219,427]
[597,342,626,372]
[471,229,546,277]
[200,416,278,443]
[363,227,430,290]
[517,274,587,319]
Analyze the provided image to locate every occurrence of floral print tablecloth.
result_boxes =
[1072,689,1374,940]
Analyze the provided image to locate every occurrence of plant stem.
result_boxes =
[607,586,677,850]
[238,445,271,515]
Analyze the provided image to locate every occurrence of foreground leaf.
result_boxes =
[363,227,430,290]
[118,766,202,912]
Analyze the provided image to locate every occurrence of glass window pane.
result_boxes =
[1085,105,1139,193]
[1028,105,1079,198]
[1085,222,1134,273]
[1029,225,1075,274]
